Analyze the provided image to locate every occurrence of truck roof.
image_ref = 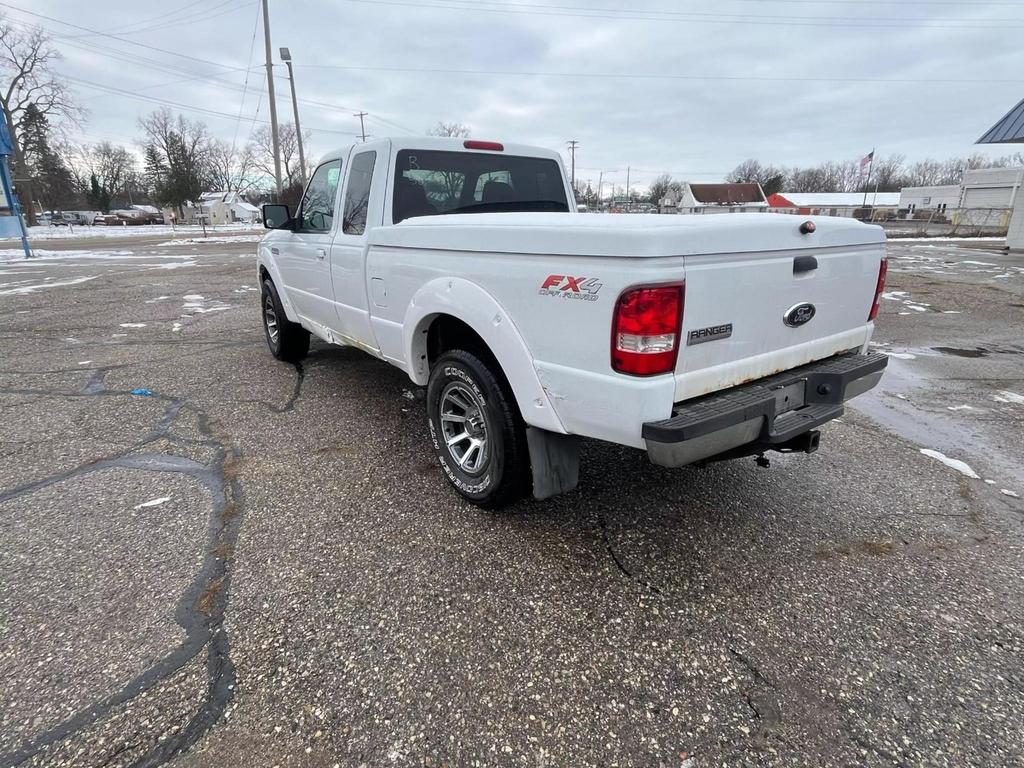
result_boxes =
[319,136,565,164]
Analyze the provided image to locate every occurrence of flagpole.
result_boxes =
[861,148,874,219]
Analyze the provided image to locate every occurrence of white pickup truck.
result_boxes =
[257,137,888,506]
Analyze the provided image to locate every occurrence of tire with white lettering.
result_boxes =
[427,350,530,508]
[261,278,309,362]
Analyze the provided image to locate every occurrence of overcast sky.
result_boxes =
[13,0,1024,188]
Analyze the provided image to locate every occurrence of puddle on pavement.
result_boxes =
[932,346,989,358]
[851,357,1024,487]
[932,345,1022,358]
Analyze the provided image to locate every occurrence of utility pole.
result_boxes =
[354,112,368,142]
[625,166,631,205]
[279,47,307,182]
[261,0,283,198]
[567,140,579,196]
[597,171,604,210]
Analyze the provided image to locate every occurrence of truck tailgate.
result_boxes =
[675,243,885,402]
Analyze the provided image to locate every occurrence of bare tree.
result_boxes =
[727,159,785,196]
[647,173,684,205]
[248,122,309,191]
[66,141,136,211]
[0,15,83,224]
[207,138,258,195]
[427,121,471,138]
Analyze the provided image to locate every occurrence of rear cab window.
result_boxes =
[392,149,568,224]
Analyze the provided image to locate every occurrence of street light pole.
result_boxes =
[261,0,283,198]
[279,47,307,183]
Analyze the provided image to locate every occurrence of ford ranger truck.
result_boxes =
[257,137,888,507]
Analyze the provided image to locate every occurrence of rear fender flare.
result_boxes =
[403,278,567,434]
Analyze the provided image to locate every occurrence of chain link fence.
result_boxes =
[870,208,1011,238]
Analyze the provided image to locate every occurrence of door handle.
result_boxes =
[316,248,326,260]
[793,255,818,274]
[270,247,279,256]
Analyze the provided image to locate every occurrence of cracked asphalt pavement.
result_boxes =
[1,231,1023,767]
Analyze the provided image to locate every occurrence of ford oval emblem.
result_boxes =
[784,302,816,327]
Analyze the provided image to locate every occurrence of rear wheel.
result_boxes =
[262,278,309,362]
[427,349,530,508]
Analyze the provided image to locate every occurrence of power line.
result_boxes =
[293,62,1024,85]
[230,1,263,156]
[2,12,419,137]
[62,74,363,138]
[0,2,252,72]
[59,0,209,38]
[340,0,1024,29]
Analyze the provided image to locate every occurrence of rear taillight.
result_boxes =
[868,259,888,321]
[611,283,684,376]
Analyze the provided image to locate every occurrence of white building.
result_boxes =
[677,182,768,214]
[899,185,961,215]
[198,191,262,225]
[960,167,1023,210]
[767,192,901,218]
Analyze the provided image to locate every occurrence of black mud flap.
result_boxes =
[526,428,580,500]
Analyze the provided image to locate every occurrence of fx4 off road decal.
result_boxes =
[538,274,603,302]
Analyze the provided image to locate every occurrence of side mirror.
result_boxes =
[263,204,294,230]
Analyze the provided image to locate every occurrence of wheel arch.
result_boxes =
[403,278,567,434]
[256,245,300,323]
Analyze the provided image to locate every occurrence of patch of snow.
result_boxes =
[941,311,962,314]
[946,405,974,411]
[961,260,997,266]
[993,391,1024,405]
[182,294,205,300]
[0,275,99,295]
[78,360,92,365]
[119,323,146,328]
[157,234,263,246]
[1001,489,1020,498]
[984,479,997,485]
[134,496,171,509]
[884,351,916,360]
[919,449,980,479]
[146,296,170,303]
[171,322,183,332]
[1,223,260,243]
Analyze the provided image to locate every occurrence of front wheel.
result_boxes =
[261,278,309,362]
[426,350,530,508]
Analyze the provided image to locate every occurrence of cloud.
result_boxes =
[30,0,1024,186]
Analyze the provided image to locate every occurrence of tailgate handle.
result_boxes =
[793,255,818,274]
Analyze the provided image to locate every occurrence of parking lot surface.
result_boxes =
[1,232,1023,767]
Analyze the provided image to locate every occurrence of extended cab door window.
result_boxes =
[342,151,377,236]
[299,160,342,232]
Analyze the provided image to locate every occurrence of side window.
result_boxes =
[342,151,377,235]
[299,160,342,232]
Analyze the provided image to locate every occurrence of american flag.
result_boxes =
[860,151,875,169]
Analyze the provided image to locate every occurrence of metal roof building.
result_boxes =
[978,98,1024,249]
[977,98,1024,145]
